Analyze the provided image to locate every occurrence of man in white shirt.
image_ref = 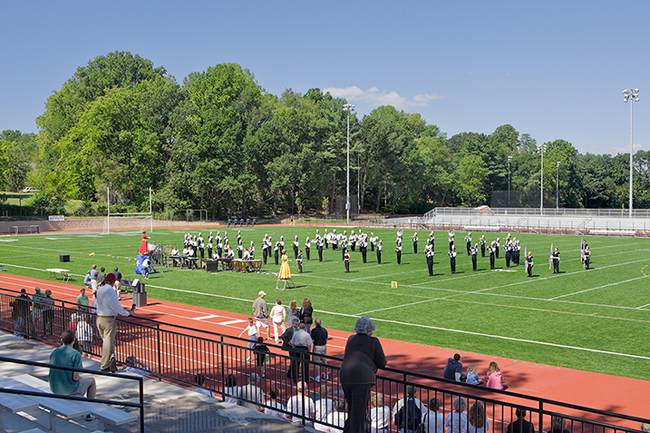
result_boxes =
[291,323,313,382]
[96,273,133,372]
[239,373,265,411]
[286,380,315,424]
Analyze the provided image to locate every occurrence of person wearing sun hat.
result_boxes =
[96,272,133,372]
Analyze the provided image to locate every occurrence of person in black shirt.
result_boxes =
[506,408,535,433]
[253,336,270,378]
[311,318,329,382]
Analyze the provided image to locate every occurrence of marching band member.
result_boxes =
[425,243,435,276]
[395,238,403,265]
[304,237,311,261]
[448,229,455,251]
[412,232,419,254]
[464,232,472,255]
[376,240,383,264]
[448,246,457,274]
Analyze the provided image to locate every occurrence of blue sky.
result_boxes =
[1,0,648,155]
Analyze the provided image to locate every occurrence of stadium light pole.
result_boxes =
[623,88,639,218]
[357,150,361,215]
[507,156,513,207]
[556,161,560,211]
[539,144,545,214]
[343,103,355,224]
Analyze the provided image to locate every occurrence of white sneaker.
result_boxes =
[315,375,321,382]
[323,374,329,380]
[246,357,251,362]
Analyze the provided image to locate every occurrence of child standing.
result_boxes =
[238,318,258,349]
[253,336,270,378]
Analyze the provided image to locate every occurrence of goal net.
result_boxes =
[102,213,153,235]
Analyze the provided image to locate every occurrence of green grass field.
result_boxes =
[1,226,649,380]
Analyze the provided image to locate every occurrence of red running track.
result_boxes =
[2,272,648,424]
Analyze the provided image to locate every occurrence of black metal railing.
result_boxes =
[0,288,647,433]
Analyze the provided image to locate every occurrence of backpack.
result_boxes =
[395,396,422,432]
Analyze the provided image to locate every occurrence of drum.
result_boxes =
[250,260,262,272]
[232,259,243,272]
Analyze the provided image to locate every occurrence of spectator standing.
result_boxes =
[90,264,99,292]
[49,329,96,422]
[340,316,387,433]
[288,300,300,326]
[281,318,300,382]
[113,267,123,299]
[311,318,329,382]
[443,353,465,382]
[253,336,270,378]
[291,323,313,382]
[10,289,31,338]
[96,273,133,372]
[299,298,314,332]
[270,299,287,344]
[42,289,55,335]
[97,267,106,287]
[76,287,89,311]
[253,291,271,340]
[506,408,535,433]
[32,286,45,335]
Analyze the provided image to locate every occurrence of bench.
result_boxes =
[14,374,138,429]
[0,375,89,432]
[0,391,39,430]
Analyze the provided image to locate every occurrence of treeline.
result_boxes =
[2,51,650,217]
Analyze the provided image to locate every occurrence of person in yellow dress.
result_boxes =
[279,250,292,280]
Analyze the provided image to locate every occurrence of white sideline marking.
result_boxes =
[217,319,247,326]
[193,314,220,320]
[0,239,18,242]
[636,303,650,309]
[549,275,648,300]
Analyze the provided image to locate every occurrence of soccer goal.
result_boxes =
[102,213,153,235]
[102,187,154,235]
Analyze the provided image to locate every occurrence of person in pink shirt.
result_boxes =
[485,361,505,390]
[270,299,287,344]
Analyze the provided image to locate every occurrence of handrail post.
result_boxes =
[156,323,162,381]
[139,377,145,433]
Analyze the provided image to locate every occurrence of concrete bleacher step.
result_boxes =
[13,374,139,428]
[0,375,89,432]
[0,391,40,430]
[20,429,48,433]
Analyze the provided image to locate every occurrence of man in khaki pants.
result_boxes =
[95,273,133,371]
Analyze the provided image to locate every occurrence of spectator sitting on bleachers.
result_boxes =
[313,384,334,430]
[323,399,347,433]
[193,373,214,398]
[506,408,535,433]
[422,397,444,433]
[468,401,489,433]
[75,314,93,359]
[223,373,241,405]
[391,385,427,421]
[485,361,505,390]
[445,397,467,433]
[264,386,287,420]
[642,423,650,433]
[395,385,423,433]
[49,329,96,421]
[443,353,466,382]
[286,380,315,424]
[547,416,570,433]
[466,364,482,385]
[369,393,391,433]
[239,373,265,411]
